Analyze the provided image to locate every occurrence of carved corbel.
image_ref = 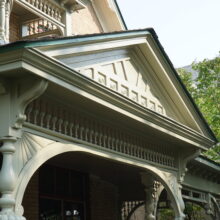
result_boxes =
[0,77,48,138]
[178,149,201,183]
[11,78,48,130]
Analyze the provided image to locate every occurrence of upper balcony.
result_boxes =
[15,0,87,38]
[4,0,87,43]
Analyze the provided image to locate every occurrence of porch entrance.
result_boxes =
[22,151,149,220]
[39,164,87,220]
[20,147,184,220]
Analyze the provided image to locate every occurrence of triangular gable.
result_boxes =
[59,49,168,117]
[31,29,216,142]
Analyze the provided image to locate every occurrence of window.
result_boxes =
[39,164,87,220]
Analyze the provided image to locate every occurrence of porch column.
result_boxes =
[0,78,48,219]
[0,0,12,44]
[0,0,6,44]
[5,0,12,42]
[0,138,25,220]
[141,173,156,220]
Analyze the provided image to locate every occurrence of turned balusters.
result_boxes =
[51,106,58,131]
[26,102,34,123]
[45,101,52,129]
[33,99,40,125]
[39,99,46,127]
[69,115,74,137]
[24,0,63,24]
[63,110,69,135]
[24,98,176,168]
[89,120,94,143]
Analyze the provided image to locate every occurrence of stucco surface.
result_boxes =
[72,3,103,35]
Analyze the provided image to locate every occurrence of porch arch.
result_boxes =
[209,194,220,218]
[13,134,185,219]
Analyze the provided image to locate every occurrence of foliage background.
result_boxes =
[177,54,220,162]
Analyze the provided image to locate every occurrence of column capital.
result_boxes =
[0,77,48,138]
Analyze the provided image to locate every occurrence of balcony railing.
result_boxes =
[22,18,60,38]
[15,0,86,37]
[24,0,62,21]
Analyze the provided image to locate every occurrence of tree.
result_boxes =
[177,53,220,162]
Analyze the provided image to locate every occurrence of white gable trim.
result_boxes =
[37,34,209,136]
[0,47,215,149]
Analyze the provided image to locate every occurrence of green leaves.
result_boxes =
[177,53,220,162]
[191,54,220,141]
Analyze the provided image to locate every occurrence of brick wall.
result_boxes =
[9,12,20,42]
[22,171,39,219]
[72,3,103,35]
[89,175,119,220]
[22,171,119,220]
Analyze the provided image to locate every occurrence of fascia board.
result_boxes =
[139,35,217,142]
[140,37,202,132]
[146,31,218,143]
[42,36,147,57]
[195,157,220,172]
[0,30,151,54]
[0,48,214,149]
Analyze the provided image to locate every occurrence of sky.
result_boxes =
[116,0,220,68]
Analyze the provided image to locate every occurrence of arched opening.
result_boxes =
[22,161,87,219]
[19,149,184,219]
[21,151,149,220]
[156,190,175,220]
[15,135,184,219]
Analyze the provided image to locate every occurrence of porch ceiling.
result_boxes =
[47,151,146,200]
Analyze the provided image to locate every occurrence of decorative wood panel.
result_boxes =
[75,54,166,116]
[14,132,55,175]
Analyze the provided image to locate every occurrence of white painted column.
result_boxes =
[63,11,72,36]
[144,187,156,220]
[5,0,10,42]
[0,0,6,44]
[0,138,25,219]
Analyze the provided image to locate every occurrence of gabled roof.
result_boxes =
[0,29,217,146]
